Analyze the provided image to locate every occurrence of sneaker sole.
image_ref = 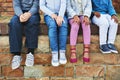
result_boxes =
[51,61,59,67]
[59,60,67,64]
[100,49,111,54]
[25,63,34,67]
[111,50,118,53]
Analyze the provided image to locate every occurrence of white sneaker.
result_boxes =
[59,53,67,64]
[12,55,22,70]
[25,52,34,66]
[51,53,59,67]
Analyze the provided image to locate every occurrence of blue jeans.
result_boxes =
[44,15,68,52]
[9,13,40,53]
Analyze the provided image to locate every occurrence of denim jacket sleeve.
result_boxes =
[58,0,67,17]
[83,0,92,18]
[29,0,39,15]
[108,0,116,16]
[40,0,54,16]
[13,0,23,16]
[66,0,77,18]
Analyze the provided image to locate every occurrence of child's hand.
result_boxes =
[73,15,80,24]
[20,14,26,22]
[83,16,90,25]
[56,16,64,26]
[23,12,32,21]
[94,12,100,18]
[19,12,31,22]
[51,13,57,20]
[111,15,118,23]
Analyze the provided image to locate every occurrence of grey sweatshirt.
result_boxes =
[13,0,39,16]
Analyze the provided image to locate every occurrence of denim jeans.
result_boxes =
[9,13,40,54]
[44,15,68,52]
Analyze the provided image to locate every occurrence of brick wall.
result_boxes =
[113,0,120,13]
[0,0,14,16]
[0,0,120,17]
[0,35,120,80]
[0,0,120,80]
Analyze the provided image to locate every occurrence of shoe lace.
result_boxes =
[102,44,108,49]
[60,53,66,59]
[12,56,21,62]
[52,53,58,61]
[27,53,34,61]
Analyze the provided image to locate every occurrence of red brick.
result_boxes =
[2,66,24,77]
[1,3,12,7]
[0,66,1,77]
[0,7,4,12]
[24,66,65,77]
[106,65,120,80]
[65,67,74,77]
[0,0,6,2]
[6,0,12,2]
[6,7,14,12]
[90,44,100,53]
[51,77,73,80]
[0,48,10,53]
[43,66,65,77]
[0,54,12,66]
[116,54,120,64]
[0,23,9,34]
[23,78,36,80]
[86,53,118,65]
[93,78,104,80]
[34,53,51,65]
[6,77,25,80]
[76,65,104,77]
[0,77,4,80]
[1,12,14,16]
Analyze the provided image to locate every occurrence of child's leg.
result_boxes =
[106,14,118,53]
[80,16,90,45]
[80,16,90,62]
[44,15,58,52]
[25,13,40,51]
[25,48,35,66]
[44,15,59,66]
[9,15,23,54]
[107,14,118,44]
[58,16,68,64]
[24,13,40,66]
[69,18,80,63]
[92,14,111,53]
[69,19,80,46]
[9,15,23,69]
[58,16,68,51]
[92,14,109,45]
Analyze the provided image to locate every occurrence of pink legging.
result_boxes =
[69,16,91,45]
